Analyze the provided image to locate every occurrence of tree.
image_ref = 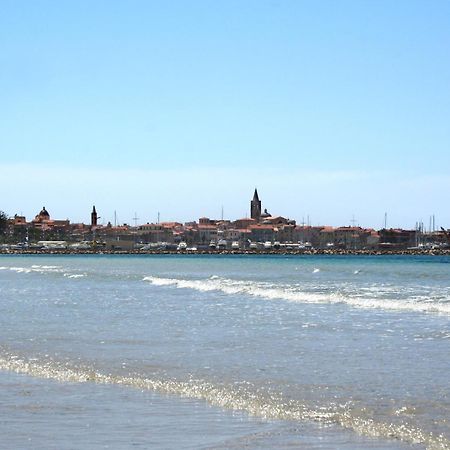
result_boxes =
[0,211,8,231]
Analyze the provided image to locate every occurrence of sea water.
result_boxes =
[0,254,448,449]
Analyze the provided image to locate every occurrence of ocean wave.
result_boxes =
[0,353,447,449]
[143,276,450,315]
[0,265,86,279]
[0,265,64,274]
[0,266,33,273]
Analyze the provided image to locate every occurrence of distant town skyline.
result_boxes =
[4,191,448,253]
[3,182,448,232]
[1,1,450,228]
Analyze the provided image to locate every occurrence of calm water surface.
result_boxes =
[0,254,449,449]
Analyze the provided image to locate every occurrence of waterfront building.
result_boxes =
[34,206,50,223]
[222,227,251,245]
[12,215,27,226]
[327,227,379,250]
[248,224,277,243]
[197,224,218,245]
[318,226,335,248]
[31,206,70,232]
[261,215,295,226]
[378,228,417,249]
[291,225,322,247]
[276,223,297,243]
[232,218,256,229]
[137,223,172,243]
[366,230,380,249]
[199,217,215,226]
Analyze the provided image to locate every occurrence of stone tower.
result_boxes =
[91,205,98,227]
[250,189,261,222]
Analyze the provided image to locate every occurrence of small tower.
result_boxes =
[250,189,262,222]
[91,205,98,227]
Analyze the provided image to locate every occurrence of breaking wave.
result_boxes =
[0,352,447,449]
[143,276,450,315]
[0,265,85,279]
[0,265,64,274]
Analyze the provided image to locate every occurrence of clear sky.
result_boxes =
[1,0,449,228]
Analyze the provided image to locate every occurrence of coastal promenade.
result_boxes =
[1,248,449,256]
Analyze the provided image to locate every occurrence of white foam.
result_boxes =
[32,265,63,273]
[9,267,32,273]
[5,265,65,274]
[143,276,450,315]
[313,268,320,273]
[0,354,446,449]
[1,265,85,278]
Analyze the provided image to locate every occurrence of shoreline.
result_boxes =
[1,248,449,256]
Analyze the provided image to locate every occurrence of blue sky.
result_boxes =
[1,1,449,228]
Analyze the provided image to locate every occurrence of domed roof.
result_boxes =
[260,208,271,218]
[39,206,50,218]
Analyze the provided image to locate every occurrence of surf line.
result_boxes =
[143,276,450,315]
[0,354,446,449]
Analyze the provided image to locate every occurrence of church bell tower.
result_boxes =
[250,189,261,222]
[91,205,98,227]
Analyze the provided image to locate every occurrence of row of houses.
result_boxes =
[5,205,450,251]
[98,220,447,250]
[134,220,440,250]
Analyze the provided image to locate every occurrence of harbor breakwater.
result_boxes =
[1,248,449,256]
